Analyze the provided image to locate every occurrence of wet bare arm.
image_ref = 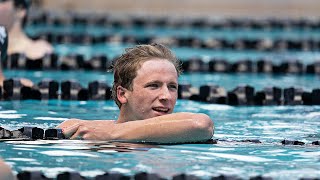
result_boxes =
[58,112,214,144]
[113,113,214,143]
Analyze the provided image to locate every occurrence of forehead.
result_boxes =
[139,58,177,72]
[0,1,14,10]
[135,58,178,81]
[0,0,13,5]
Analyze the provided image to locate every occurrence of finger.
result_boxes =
[56,119,81,129]
[69,125,89,140]
[71,134,84,140]
[70,129,84,140]
[62,123,82,139]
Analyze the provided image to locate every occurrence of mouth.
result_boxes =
[152,107,170,114]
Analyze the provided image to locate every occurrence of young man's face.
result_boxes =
[122,59,178,121]
[0,0,16,30]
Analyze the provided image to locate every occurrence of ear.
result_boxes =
[117,86,128,105]
[15,9,26,21]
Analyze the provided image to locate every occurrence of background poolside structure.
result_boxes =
[40,0,320,18]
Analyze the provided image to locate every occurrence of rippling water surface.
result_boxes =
[1,100,319,179]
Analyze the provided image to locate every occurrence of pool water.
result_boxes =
[0,100,320,179]
[1,15,320,179]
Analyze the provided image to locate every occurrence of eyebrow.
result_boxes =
[145,80,178,85]
[145,80,161,85]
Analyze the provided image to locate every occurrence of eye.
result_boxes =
[146,83,159,89]
[168,84,178,90]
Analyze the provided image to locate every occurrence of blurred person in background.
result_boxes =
[0,25,8,85]
[0,25,33,86]
[0,0,53,59]
[0,158,15,180]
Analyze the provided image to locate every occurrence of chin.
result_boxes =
[153,111,169,117]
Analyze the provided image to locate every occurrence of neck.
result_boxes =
[117,109,129,123]
[8,23,30,53]
[117,106,138,123]
[9,23,28,42]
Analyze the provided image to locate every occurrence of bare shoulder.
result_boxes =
[32,39,53,53]
[25,40,53,59]
[34,39,53,49]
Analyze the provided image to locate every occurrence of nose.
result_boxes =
[159,86,171,101]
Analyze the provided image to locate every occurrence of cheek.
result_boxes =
[172,93,178,103]
[0,10,11,23]
[135,88,153,98]
[131,93,146,104]
[171,91,178,99]
[0,8,6,19]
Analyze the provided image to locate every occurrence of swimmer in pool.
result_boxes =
[58,43,214,144]
[0,25,33,86]
[0,0,53,59]
[0,158,15,180]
